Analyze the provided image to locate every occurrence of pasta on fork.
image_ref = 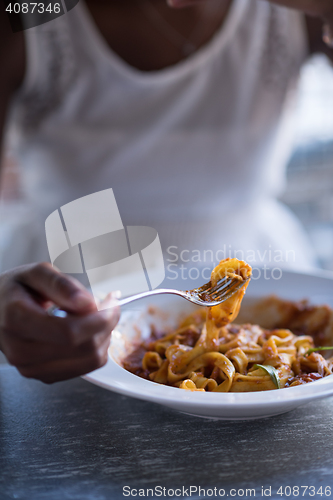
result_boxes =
[123,259,333,392]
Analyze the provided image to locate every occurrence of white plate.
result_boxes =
[84,268,333,420]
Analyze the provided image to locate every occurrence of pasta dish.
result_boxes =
[123,258,333,392]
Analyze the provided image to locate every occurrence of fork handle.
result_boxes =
[118,288,185,306]
[47,289,185,318]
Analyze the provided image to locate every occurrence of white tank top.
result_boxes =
[3,0,315,272]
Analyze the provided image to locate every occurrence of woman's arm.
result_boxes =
[0,8,120,384]
[0,7,25,160]
[306,16,333,61]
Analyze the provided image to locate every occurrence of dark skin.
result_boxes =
[0,0,332,383]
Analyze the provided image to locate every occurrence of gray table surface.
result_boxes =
[0,365,333,500]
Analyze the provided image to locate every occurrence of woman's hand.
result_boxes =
[0,263,120,383]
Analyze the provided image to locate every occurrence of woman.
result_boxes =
[0,0,332,382]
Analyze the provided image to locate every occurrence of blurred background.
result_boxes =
[280,55,333,272]
[1,54,333,271]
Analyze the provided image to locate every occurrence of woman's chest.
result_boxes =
[83,0,232,71]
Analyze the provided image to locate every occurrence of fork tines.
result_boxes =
[205,276,249,300]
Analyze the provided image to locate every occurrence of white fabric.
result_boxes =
[3,0,315,272]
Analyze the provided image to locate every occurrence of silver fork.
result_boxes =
[47,275,250,318]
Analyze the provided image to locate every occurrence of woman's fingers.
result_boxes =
[16,262,96,314]
[3,285,119,345]
[17,334,112,383]
[2,328,111,368]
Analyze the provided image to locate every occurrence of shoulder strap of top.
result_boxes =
[259,3,308,91]
[18,7,79,129]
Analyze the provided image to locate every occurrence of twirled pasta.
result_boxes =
[123,259,333,392]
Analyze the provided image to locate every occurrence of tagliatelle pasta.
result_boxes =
[123,259,333,392]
